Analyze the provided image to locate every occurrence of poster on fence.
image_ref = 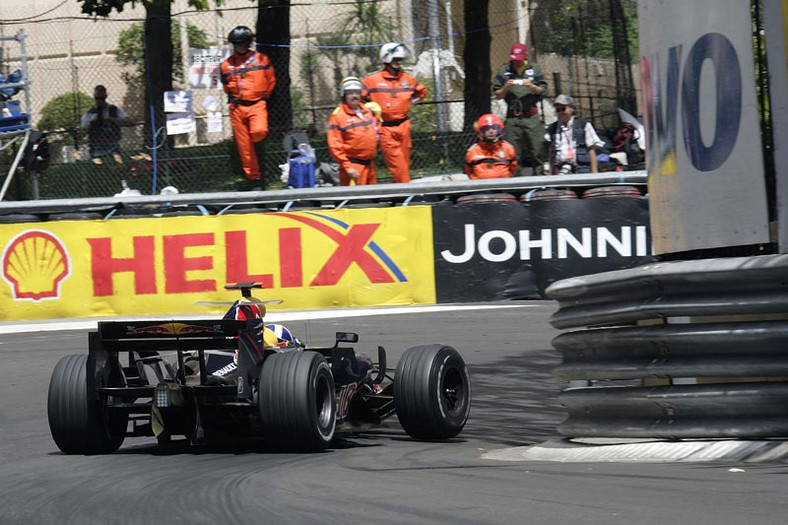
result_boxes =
[188,48,226,89]
[166,113,196,135]
[164,90,192,113]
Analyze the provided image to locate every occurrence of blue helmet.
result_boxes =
[265,323,302,347]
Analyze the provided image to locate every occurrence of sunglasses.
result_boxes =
[554,105,569,112]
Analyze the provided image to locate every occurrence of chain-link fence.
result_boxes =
[0,0,640,201]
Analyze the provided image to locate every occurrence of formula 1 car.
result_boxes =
[47,282,471,454]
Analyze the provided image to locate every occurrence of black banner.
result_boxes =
[432,197,655,302]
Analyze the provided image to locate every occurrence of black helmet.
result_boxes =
[228,26,253,45]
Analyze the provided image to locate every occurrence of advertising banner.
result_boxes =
[433,199,655,302]
[0,208,435,321]
[639,0,769,254]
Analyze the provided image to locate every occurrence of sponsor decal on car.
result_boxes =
[126,323,223,335]
[336,383,357,420]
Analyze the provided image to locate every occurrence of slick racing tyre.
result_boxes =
[258,351,336,451]
[394,345,471,440]
[47,354,127,454]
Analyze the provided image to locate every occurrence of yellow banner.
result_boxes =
[0,207,436,320]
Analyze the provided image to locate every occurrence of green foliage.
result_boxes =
[116,22,210,87]
[37,92,94,143]
[536,0,639,63]
[409,78,438,133]
[290,86,311,130]
[78,0,220,18]
[304,0,397,86]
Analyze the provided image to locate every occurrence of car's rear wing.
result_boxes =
[96,320,246,352]
[90,319,265,401]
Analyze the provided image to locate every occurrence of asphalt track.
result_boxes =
[1,302,786,524]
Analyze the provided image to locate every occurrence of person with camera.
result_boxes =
[491,43,548,175]
[546,94,606,174]
[80,85,127,164]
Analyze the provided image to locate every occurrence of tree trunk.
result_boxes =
[143,2,174,150]
[463,0,491,131]
[257,0,292,136]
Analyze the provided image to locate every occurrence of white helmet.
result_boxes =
[339,76,363,98]
[380,42,407,64]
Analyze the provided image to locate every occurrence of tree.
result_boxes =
[530,0,639,62]
[37,92,94,145]
[256,0,291,135]
[116,22,209,88]
[78,0,222,148]
[463,0,491,130]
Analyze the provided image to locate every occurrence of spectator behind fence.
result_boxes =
[80,85,127,164]
[492,43,548,176]
[546,94,606,174]
[327,77,379,186]
[464,114,517,179]
[362,42,427,184]
[220,25,276,191]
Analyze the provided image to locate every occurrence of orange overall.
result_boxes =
[464,140,518,179]
[362,70,426,183]
[220,50,276,181]
[327,102,379,186]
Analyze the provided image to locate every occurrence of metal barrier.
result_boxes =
[546,254,788,439]
[0,171,646,218]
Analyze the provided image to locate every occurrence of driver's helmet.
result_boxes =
[265,323,302,347]
[475,113,504,143]
[379,42,407,64]
[228,26,254,45]
[225,300,262,321]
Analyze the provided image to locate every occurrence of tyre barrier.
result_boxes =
[47,212,105,221]
[581,185,642,199]
[456,193,517,204]
[0,213,40,223]
[546,254,788,439]
[0,171,648,221]
[520,188,578,202]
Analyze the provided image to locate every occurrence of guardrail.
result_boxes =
[0,171,646,217]
[546,254,788,439]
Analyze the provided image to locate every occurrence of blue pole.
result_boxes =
[143,19,159,195]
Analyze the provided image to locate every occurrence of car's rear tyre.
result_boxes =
[47,354,127,454]
[394,344,471,440]
[258,351,336,451]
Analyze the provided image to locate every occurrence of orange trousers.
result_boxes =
[339,162,376,186]
[230,101,269,180]
[380,119,412,183]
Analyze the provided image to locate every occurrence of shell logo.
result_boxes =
[2,229,71,301]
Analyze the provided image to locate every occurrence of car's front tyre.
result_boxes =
[394,345,471,440]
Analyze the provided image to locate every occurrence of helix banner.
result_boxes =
[0,207,435,321]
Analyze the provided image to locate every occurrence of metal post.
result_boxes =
[179,0,196,146]
[427,0,447,132]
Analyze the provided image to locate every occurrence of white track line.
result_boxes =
[0,303,538,335]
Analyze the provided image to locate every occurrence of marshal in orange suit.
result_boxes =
[362,43,426,184]
[220,26,276,190]
[327,77,379,186]
[464,114,518,179]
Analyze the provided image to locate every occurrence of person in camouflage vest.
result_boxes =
[491,43,548,175]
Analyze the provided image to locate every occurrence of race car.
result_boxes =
[47,282,471,453]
